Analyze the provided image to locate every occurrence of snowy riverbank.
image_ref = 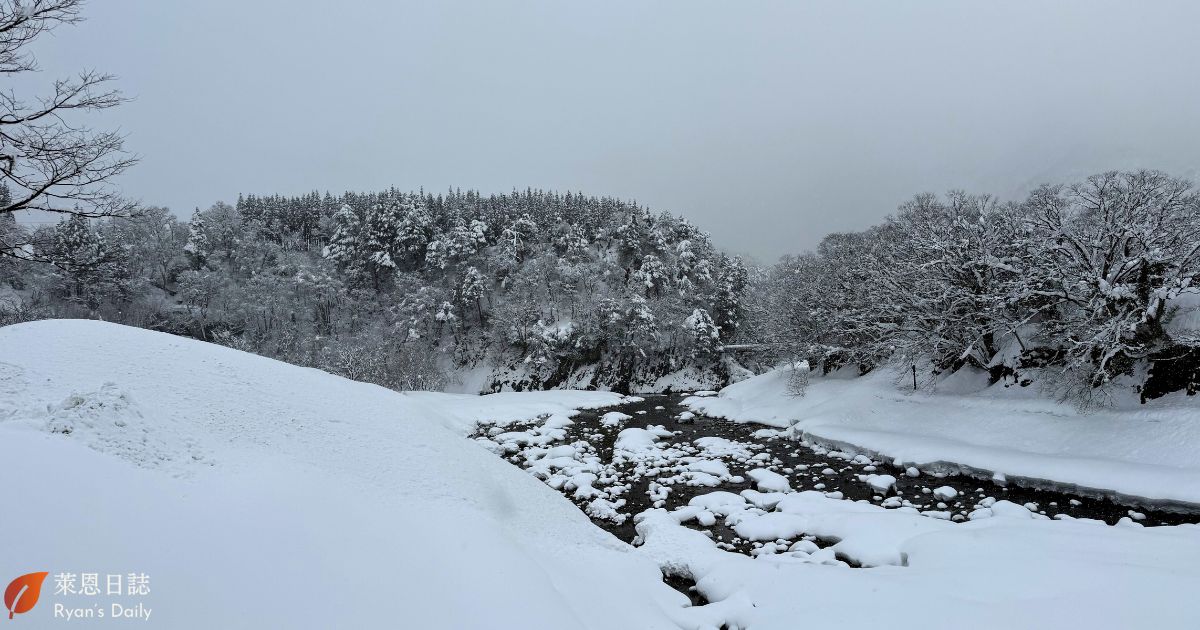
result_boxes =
[471,385,1200,629]
[685,366,1200,508]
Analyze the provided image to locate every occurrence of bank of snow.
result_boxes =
[0,320,686,629]
[685,366,1200,508]
[635,489,1200,629]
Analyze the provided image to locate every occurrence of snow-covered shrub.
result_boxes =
[785,360,811,398]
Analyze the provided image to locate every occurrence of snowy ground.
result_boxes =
[685,366,1200,508]
[476,393,1200,629]
[0,320,688,629]
[634,490,1200,628]
[5,320,1200,629]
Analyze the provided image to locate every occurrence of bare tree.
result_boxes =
[0,0,137,262]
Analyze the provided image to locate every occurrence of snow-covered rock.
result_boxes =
[614,427,667,454]
[932,486,958,501]
[747,468,793,493]
[990,500,1034,519]
[601,411,632,426]
[862,474,897,494]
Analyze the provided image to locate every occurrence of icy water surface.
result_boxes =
[474,393,1200,559]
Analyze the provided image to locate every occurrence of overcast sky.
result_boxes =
[18,0,1200,262]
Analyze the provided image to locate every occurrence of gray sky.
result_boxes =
[18,0,1200,262]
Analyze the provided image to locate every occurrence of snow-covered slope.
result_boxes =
[0,320,686,629]
[685,366,1200,507]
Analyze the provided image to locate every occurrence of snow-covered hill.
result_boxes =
[0,320,685,628]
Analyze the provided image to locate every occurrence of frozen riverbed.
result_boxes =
[476,393,1198,548]
[475,392,1200,628]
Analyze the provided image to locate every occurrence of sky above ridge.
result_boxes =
[16,0,1200,261]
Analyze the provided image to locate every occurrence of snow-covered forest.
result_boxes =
[743,170,1200,406]
[2,185,748,392]
[5,169,1199,404]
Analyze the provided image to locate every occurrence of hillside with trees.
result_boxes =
[4,161,1199,404]
[1,186,747,392]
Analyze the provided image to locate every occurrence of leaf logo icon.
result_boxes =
[4,572,49,620]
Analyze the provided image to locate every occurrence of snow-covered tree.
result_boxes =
[434,300,458,335]
[460,266,487,324]
[713,255,747,343]
[871,192,1028,372]
[362,202,404,271]
[498,214,538,264]
[396,197,435,265]
[633,254,669,297]
[323,205,362,268]
[425,237,449,270]
[683,308,721,358]
[183,209,210,266]
[1021,171,1200,391]
[447,219,487,261]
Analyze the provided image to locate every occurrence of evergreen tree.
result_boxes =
[460,266,487,324]
[714,255,747,342]
[183,208,210,266]
[323,205,362,268]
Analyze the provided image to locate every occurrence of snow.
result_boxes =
[686,459,731,478]
[685,366,1200,507]
[1165,293,1200,339]
[932,485,959,500]
[861,473,897,494]
[693,436,754,459]
[9,320,1200,629]
[747,468,792,493]
[614,426,670,455]
[633,367,723,394]
[636,488,1200,628]
[600,410,632,426]
[687,491,749,515]
[0,320,687,629]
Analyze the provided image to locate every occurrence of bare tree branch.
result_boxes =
[0,0,137,264]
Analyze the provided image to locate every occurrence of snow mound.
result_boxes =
[0,320,684,629]
[38,383,209,472]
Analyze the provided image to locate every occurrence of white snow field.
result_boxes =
[0,320,687,629]
[635,489,1200,628]
[686,366,1200,507]
[5,320,1200,629]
